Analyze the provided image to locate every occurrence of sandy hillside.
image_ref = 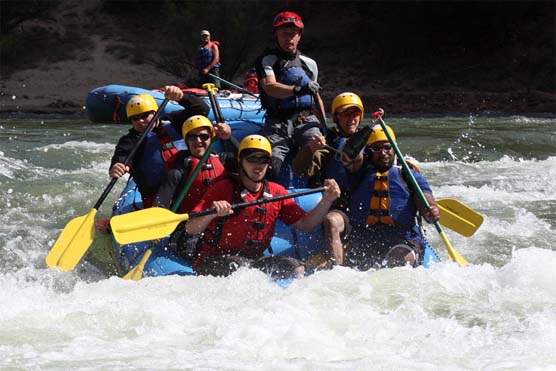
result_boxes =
[1,0,554,115]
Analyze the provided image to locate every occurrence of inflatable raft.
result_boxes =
[110,179,441,278]
[111,179,328,277]
[85,84,265,125]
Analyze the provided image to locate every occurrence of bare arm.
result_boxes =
[415,192,441,223]
[202,44,220,73]
[185,200,232,234]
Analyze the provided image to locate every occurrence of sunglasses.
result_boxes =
[187,133,211,142]
[339,109,362,117]
[244,155,271,164]
[369,144,393,153]
[130,112,152,121]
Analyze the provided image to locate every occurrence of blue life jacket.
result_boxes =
[196,41,221,70]
[351,165,432,229]
[321,136,350,191]
[138,120,186,189]
[262,52,314,112]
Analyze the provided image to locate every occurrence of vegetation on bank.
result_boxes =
[1,0,554,112]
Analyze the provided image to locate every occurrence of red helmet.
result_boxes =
[273,11,304,29]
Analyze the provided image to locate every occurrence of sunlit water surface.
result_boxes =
[1,113,555,370]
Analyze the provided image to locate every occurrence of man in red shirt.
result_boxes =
[186,134,341,279]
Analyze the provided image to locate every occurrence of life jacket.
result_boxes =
[195,177,283,266]
[243,71,259,94]
[366,170,395,225]
[179,155,226,213]
[321,132,351,191]
[260,50,314,113]
[351,165,418,228]
[138,120,186,193]
[196,41,221,69]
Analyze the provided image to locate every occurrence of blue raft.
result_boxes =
[111,179,329,277]
[110,180,441,278]
[86,84,265,125]
[100,85,441,277]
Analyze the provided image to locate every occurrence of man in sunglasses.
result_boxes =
[152,115,239,260]
[109,86,209,207]
[346,125,441,270]
[255,11,325,184]
[185,135,341,279]
[293,92,367,268]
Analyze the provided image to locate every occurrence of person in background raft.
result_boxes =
[346,124,441,270]
[255,11,324,182]
[293,92,367,268]
[109,86,209,207]
[185,135,341,279]
[196,30,221,89]
[153,115,239,260]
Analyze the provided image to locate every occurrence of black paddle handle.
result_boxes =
[206,87,224,123]
[190,186,327,219]
[93,98,170,210]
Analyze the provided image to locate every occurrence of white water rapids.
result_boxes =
[1,115,555,370]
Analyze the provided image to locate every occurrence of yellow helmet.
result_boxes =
[331,92,364,120]
[126,94,158,118]
[238,135,272,160]
[367,124,396,145]
[182,115,215,138]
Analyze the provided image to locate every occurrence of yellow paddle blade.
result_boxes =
[437,198,484,237]
[122,249,152,281]
[45,209,97,271]
[438,230,469,266]
[110,207,189,245]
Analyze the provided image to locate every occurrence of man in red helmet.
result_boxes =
[255,11,325,185]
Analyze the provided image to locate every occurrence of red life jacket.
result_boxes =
[243,71,259,94]
[179,155,226,213]
[194,177,295,267]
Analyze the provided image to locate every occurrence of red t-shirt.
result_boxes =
[192,178,307,258]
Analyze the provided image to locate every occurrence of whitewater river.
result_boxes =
[1,113,555,370]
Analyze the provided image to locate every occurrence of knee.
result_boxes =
[324,212,345,233]
[293,265,305,278]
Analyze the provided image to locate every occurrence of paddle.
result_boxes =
[437,198,484,237]
[111,187,327,245]
[312,92,328,136]
[207,72,259,98]
[375,113,469,266]
[122,84,226,280]
[45,98,170,271]
[184,61,258,98]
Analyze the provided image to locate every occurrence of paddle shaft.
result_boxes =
[171,87,222,211]
[208,72,258,98]
[184,61,258,98]
[95,98,170,210]
[190,186,327,220]
[376,115,468,265]
[312,92,328,136]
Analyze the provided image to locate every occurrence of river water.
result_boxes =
[1,113,555,370]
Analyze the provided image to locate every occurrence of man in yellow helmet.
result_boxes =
[185,134,341,279]
[153,114,237,260]
[292,92,367,267]
[347,124,441,270]
[109,86,209,207]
